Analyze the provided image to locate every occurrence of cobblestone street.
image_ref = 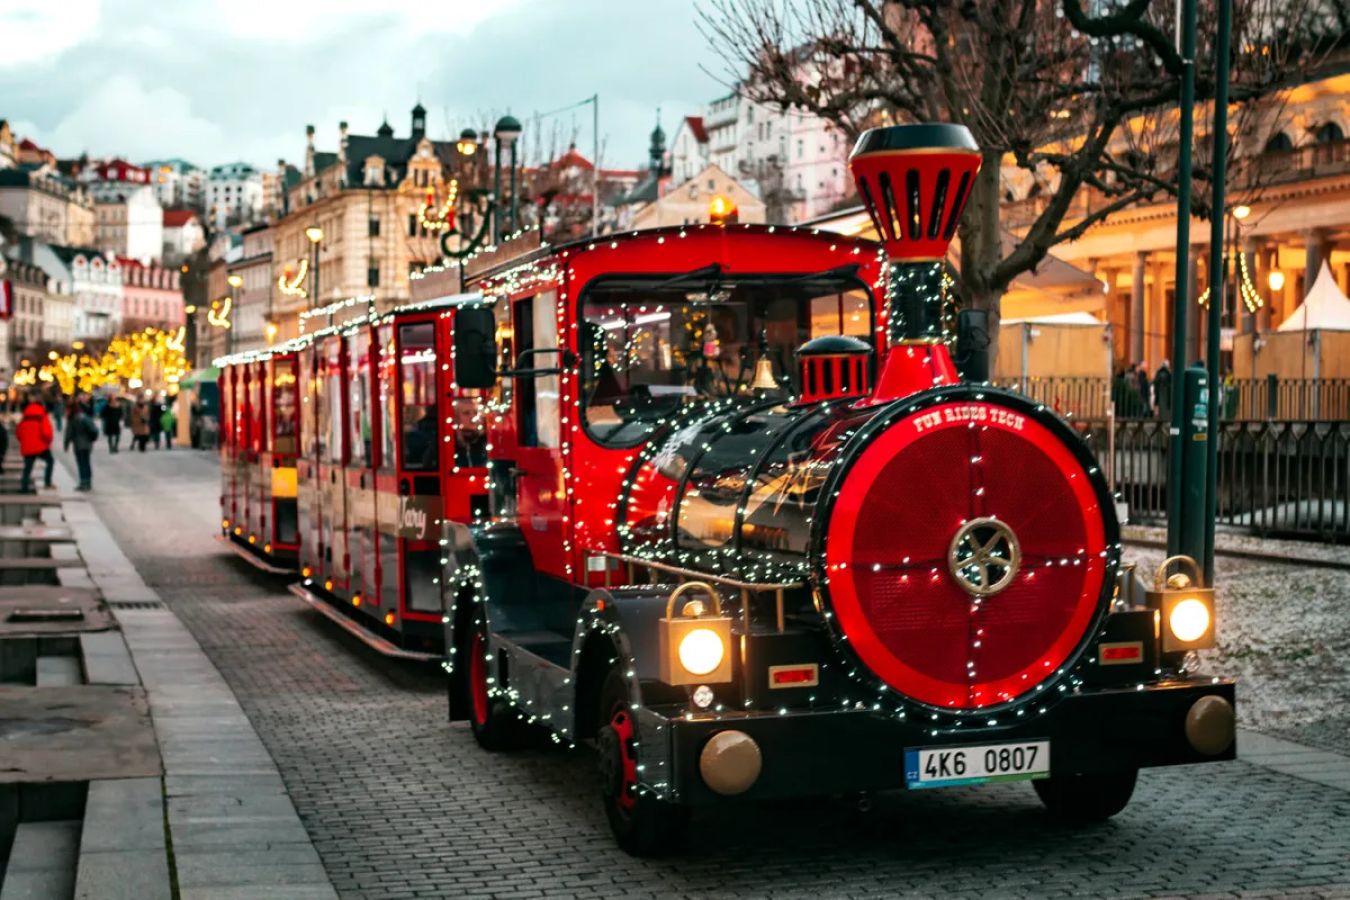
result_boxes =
[73,448,1350,899]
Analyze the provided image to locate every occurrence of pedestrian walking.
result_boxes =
[46,388,64,434]
[1135,363,1152,416]
[1153,359,1172,419]
[101,396,123,453]
[16,394,54,494]
[64,398,98,491]
[130,398,151,452]
[160,403,176,450]
[149,398,165,449]
[0,411,9,468]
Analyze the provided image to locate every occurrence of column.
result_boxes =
[1304,227,1328,290]
[1150,254,1167,369]
[1131,251,1146,365]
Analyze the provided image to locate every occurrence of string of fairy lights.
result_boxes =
[12,327,189,396]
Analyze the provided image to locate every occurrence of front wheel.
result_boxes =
[1033,769,1137,823]
[597,668,688,856]
[459,621,532,751]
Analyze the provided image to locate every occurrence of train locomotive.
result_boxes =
[440,123,1236,853]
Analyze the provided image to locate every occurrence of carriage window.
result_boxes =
[378,325,396,472]
[321,341,343,464]
[581,276,874,447]
[299,351,316,458]
[348,331,373,466]
[248,365,264,453]
[452,395,488,468]
[399,322,438,471]
[272,359,298,456]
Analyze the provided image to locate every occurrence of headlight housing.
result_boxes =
[1145,555,1216,653]
[659,582,733,685]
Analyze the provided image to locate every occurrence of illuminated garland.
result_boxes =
[418,179,459,232]
[207,296,233,329]
[1198,250,1264,313]
[278,258,309,299]
[12,327,189,395]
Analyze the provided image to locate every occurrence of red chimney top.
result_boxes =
[848,123,981,263]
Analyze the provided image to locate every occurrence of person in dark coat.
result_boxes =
[148,399,164,449]
[16,395,54,493]
[100,396,124,453]
[64,396,99,491]
[1135,363,1151,416]
[1153,359,1173,419]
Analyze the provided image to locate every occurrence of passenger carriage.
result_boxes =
[217,293,491,656]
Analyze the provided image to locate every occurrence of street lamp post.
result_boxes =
[225,273,242,358]
[304,225,323,313]
[493,115,522,243]
[1202,0,1235,583]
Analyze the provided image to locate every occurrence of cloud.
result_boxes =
[0,0,102,65]
[0,0,729,171]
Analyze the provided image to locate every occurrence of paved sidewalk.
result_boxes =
[55,463,337,900]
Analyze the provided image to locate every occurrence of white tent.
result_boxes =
[1001,311,1102,326]
[1278,261,1350,331]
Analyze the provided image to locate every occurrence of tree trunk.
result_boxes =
[958,149,1008,376]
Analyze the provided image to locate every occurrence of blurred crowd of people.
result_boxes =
[0,385,178,493]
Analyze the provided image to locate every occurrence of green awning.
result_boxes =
[179,366,219,387]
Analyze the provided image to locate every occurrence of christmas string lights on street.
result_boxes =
[12,327,189,395]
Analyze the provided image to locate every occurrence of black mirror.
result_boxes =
[955,308,990,383]
[454,305,497,389]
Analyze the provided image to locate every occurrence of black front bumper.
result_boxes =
[640,678,1236,805]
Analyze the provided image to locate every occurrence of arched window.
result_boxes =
[1263,131,1293,153]
[1316,122,1344,144]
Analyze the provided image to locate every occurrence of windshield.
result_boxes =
[581,275,872,446]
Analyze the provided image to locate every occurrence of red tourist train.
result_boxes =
[217,123,1235,854]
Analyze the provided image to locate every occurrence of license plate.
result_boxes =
[904,741,1050,789]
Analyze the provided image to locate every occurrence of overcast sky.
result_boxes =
[0,0,731,172]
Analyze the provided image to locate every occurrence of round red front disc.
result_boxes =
[823,401,1107,709]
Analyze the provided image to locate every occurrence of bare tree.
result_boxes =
[700,0,1344,354]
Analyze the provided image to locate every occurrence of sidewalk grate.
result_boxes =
[106,600,166,611]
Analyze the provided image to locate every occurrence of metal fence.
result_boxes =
[998,376,1350,422]
[1075,418,1350,542]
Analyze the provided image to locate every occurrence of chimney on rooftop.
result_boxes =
[338,121,348,187]
[304,124,315,177]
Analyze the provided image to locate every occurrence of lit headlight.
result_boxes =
[679,628,725,676]
[1169,599,1210,643]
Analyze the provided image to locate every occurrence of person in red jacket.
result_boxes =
[16,394,55,494]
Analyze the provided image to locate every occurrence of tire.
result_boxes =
[1033,769,1138,824]
[597,668,689,856]
[458,618,530,751]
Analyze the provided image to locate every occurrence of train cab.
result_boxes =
[437,122,1236,856]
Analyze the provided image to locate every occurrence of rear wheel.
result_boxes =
[1033,769,1137,823]
[458,619,530,751]
[597,668,688,856]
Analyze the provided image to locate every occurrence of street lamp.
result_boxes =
[225,273,242,356]
[456,128,478,157]
[304,226,323,310]
[493,115,523,242]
